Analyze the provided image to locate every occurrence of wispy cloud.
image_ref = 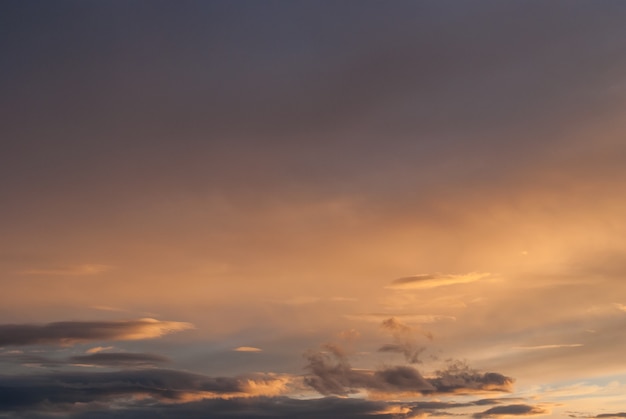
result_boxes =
[346,313,455,324]
[69,352,171,368]
[388,272,491,290]
[18,264,113,276]
[0,318,193,346]
[378,317,428,363]
[512,344,584,351]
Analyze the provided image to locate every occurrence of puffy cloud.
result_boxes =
[0,319,193,346]
[473,404,549,418]
[388,273,490,290]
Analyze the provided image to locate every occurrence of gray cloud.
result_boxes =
[0,396,467,419]
[69,352,171,368]
[378,317,427,364]
[0,369,283,413]
[0,351,170,369]
[0,389,520,419]
[473,404,548,418]
[430,360,514,394]
[0,319,193,346]
[596,414,626,419]
[304,343,512,396]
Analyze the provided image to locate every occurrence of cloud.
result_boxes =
[596,414,626,419]
[0,395,461,419]
[303,344,513,397]
[429,360,514,395]
[512,344,583,350]
[613,303,626,313]
[1,350,170,369]
[0,369,291,413]
[69,352,171,368]
[388,272,490,290]
[18,264,113,276]
[345,313,455,324]
[378,317,426,364]
[0,318,193,346]
[473,404,549,418]
[233,346,263,352]
[86,346,114,354]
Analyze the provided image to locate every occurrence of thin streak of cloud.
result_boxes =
[388,272,491,290]
[90,305,129,312]
[86,346,114,354]
[512,344,584,350]
[18,264,113,276]
[69,352,171,368]
[233,346,262,352]
[0,318,194,346]
[345,313,456,324]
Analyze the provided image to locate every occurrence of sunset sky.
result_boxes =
[2,1,626,418]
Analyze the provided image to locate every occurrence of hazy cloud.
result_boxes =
[0,319,193,346]
[596,414,626,419]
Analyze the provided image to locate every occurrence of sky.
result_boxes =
[1,1,626,418]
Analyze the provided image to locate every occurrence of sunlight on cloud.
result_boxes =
[387,272,491,290]
[0,318,194,346]
[86,346,114,354]
[233,346,262,352]
[512,344,584,351]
